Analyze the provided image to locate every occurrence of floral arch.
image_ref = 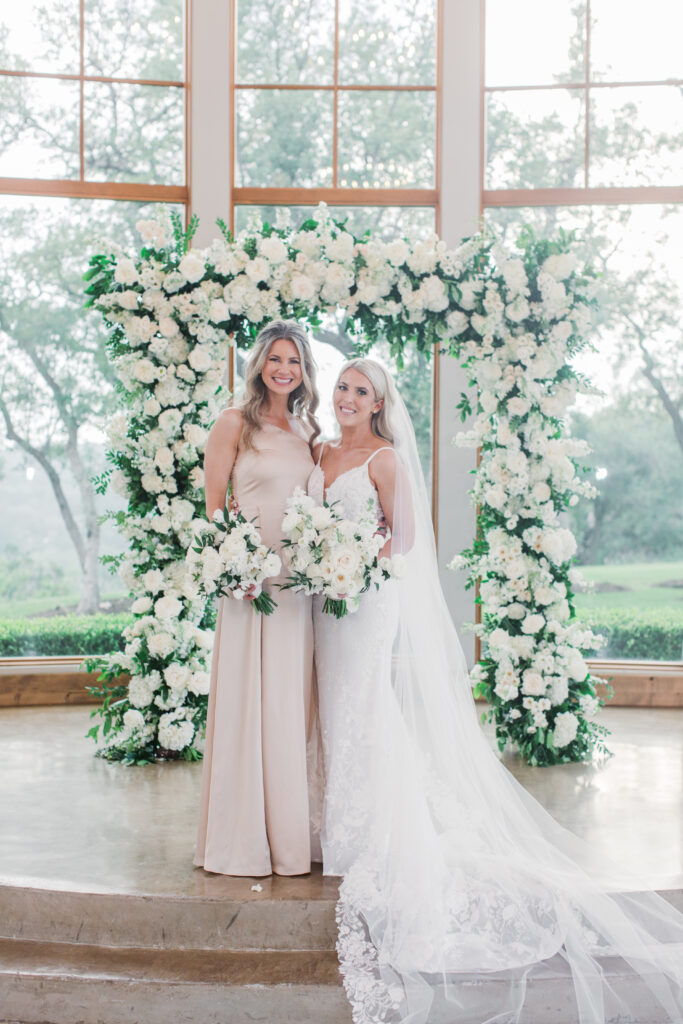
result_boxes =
[85,205,608,767]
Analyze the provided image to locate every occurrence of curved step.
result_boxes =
[0,939,351,1024]
[0,880,339,952]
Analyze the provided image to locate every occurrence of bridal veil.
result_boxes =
[334,378,683,1024]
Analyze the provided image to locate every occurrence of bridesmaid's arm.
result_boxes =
[203,408,244,519]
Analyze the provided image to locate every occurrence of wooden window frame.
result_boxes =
[0,0,191,668]
[477,0,683,675]
[229,0,444,526]
[0,0,191,207]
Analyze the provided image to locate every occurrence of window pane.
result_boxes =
[0,2,80,74]
[0,77,79,178]
[485,203,683,664]
[338,90,435,188]
[235,89,333,187]
[589,86,683,188]
[591,0,683,82]
[0,197,182,652]
[84,0,184,81]
[338,0,436,85]
[485,0,585,87]
[485,89,585,189]
[233,205,435,239]
[235,0,334,84]
[84,83,185,183]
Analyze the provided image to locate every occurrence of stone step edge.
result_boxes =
[0,885,339,952]
[0,938,344,987]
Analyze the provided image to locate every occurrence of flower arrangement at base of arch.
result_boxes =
[85,206,608,766]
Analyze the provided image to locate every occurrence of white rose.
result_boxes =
[114,258,138,286]
[131,596,153,615]
[208,298,230,322]
[148,632,176,658]
[142,569,165,593]
[521,613,545,635]
[159,409,183,435]
[189,671,210,696]
[290,273,317,302]
[188,346,213,373]
[154,447,175,473]
[259,235,288,264]
[164,663,191,689]
[133,358,157,384]
[521,670,547,697]
[143,397,161,417]
[158,316,179,338]
[178,251,206,283]
[245,256,271,283]
[155,595,183,619]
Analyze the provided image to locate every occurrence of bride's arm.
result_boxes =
[203,408,243,519]
[370,450,415,557]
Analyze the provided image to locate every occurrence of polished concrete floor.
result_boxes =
[0,705,681,898]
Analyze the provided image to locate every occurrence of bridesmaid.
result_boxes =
[194,319,320,877]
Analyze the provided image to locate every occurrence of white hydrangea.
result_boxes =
[553,711,579,748]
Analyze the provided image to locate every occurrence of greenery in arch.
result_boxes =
[83,204,609,767]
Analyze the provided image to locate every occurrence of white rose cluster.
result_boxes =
[450,237,608,764]
[187,506,282,615]
[280,488,403,617]
[90,208,603,766]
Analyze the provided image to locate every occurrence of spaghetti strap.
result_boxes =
[317,441,326,466]
[364,446,394,467]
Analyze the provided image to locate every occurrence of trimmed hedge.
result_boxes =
[0,608,680,662]
[577,608,683,661]
[0,613,132,657]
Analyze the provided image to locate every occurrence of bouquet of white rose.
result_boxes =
[280,487,404,618]
[187,503,282,615]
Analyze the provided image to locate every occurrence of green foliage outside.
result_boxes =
[0,613,132,657]
[576,608,683,662]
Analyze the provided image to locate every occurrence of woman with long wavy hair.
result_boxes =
[194,319,321,877]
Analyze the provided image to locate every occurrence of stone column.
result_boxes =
[436,0,481,664]
[189,0,232,247]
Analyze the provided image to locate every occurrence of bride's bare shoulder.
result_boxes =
[368,444,397,484]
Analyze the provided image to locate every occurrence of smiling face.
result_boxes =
[334,367,383,428]
[260,337,303,396]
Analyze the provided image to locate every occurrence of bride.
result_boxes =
[308,357,683,1024]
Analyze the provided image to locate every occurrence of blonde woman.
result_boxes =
[194,319,320,877]
[309,357,683,1024]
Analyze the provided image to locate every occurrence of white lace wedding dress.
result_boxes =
[308,427,683,1024]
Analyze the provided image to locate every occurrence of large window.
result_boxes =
[231,0,440,496]
[483,0,683,664]
[0,1,188,651]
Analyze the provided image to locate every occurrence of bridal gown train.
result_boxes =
[308,437,683,1024]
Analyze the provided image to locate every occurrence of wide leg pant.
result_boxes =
[193,587,315,876]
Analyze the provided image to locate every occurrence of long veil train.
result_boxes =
[333,386,683,1024]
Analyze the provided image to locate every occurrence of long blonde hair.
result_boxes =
[240,320,321,450]
[335,358,396,444]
